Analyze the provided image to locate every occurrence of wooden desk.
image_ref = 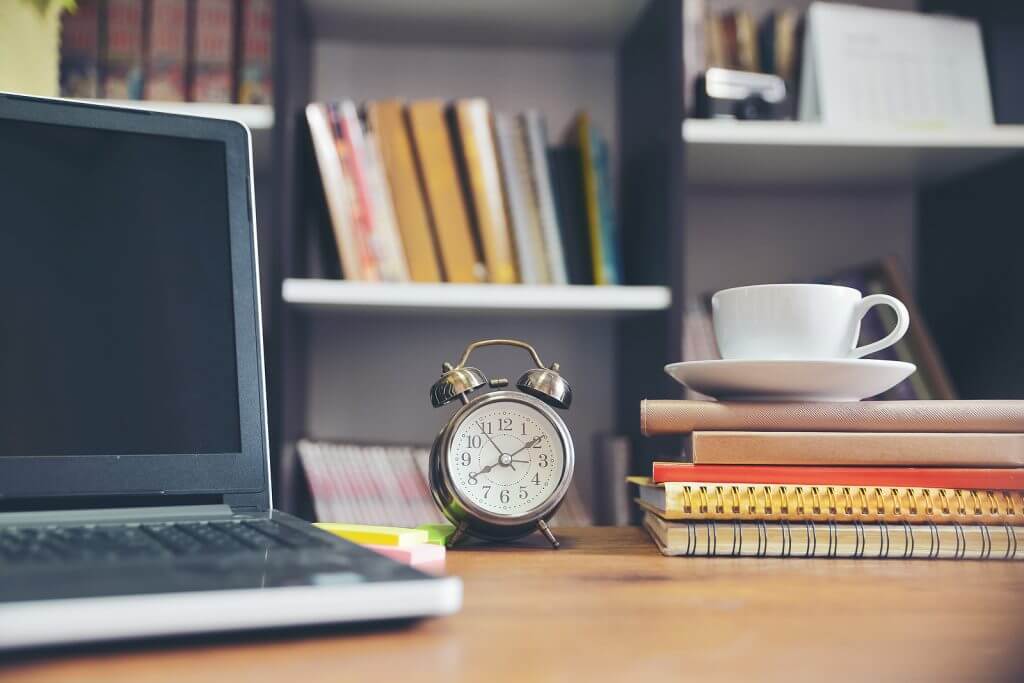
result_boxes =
[4,527,1024,681]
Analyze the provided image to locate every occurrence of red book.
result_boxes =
[652,462,1024,491]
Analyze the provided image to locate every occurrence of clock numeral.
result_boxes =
[460,452,471,466]
[463,434,482,449]
[531,473,541,486]
[482,485,491,499]
[538,453,549,468]
[478,421,493,435]
[499,417,512,432]
[532,439,543,448]
[521,422,527,436]
[500,489,510,504]
[468,472,478,485]
[519,486,528,500]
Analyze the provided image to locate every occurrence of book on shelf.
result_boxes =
[191,0,235,103]
[686,431,1024,467]
[643,512,1024,560]
[520,111,569,285]
[306,102,366,281]
[547,145,593,285]
[336,100,408,282]
[364,99,443,283]
[407,99,485,283]
[451,99,519,284]
[238,0,273,105]
[631,477,1024,525]
[103,0,145,100]
[572,112,621,286]
[494,112,551,284]
[59,0,101,98]
[145,0,188,102]
[298,439,592,528]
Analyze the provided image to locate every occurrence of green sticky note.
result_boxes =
[417,523,456,546]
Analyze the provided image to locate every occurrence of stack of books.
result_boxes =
[632,400,1024,560]
[305,99,621,287]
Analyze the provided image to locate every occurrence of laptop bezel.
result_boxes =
[0,93,270,507]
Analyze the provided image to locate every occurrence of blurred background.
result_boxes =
[2,0,1022,527]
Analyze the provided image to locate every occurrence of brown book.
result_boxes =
[365,100,442,283]
[690,431,1024,467]
[406,100,483,283]
[641,399,1024,436]
[451,99,518,284]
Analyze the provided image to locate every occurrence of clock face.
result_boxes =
[446,398,567,518]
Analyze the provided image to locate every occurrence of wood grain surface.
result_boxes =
[3,527,1024,682]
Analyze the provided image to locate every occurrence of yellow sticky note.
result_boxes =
[417,523,456,546]
[315,523,429,547]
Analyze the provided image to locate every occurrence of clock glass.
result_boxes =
[446,399,567,517]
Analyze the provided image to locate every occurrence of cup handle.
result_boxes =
[849,294,910,359]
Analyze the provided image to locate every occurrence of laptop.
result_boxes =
[0,93,461,650]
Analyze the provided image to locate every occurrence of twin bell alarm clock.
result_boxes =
[428,339,575,549]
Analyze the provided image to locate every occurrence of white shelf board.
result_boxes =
[304,0,647,47]
[283,279,671,316]
[87,100,274,129]
[683,120,1024,187]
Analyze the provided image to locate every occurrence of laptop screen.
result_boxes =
[0,118,242,458]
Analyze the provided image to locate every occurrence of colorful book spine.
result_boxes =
[494,112,544,284]
[103,0,145,100]
[520,111,568,284]
[238,0,273,105]
[329,102,380,281]
[575,113,620,285]
[59,0,101,98]
[652,463,1024,490]
[190,0,234,103]
[145,0,189,102]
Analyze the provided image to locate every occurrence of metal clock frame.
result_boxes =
[429,391,575,549]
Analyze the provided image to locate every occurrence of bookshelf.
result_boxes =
[266,0,1024,518]
[683,120,1024,186]
[282,280,671,316]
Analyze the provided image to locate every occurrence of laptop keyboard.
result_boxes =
[0,519,331,566]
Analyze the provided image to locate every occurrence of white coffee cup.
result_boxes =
[711,284,910,360]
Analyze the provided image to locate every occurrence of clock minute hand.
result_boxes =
[477,425,506,455]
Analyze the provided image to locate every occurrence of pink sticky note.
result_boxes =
[364,542,446,569]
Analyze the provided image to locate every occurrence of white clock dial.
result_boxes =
[447,399,566,517]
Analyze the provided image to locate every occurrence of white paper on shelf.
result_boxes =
[799,3,993,128]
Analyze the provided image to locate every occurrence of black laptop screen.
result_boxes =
[0,118,242,457]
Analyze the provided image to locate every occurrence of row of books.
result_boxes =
[297,439,592,528]
[683,1,801,117]
[60,0,272,104]
[633,400,1024,560]
[682,258,957,401]
[306,99,622,286]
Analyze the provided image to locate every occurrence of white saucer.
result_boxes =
[664,359,917,402]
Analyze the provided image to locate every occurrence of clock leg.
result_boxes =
[537,520,560,549]
[446,521,469,549]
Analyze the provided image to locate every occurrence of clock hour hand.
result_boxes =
[469,461,499,479]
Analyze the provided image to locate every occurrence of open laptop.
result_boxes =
[0,93,461,650]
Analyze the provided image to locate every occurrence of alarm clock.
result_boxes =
[428,339,574,549]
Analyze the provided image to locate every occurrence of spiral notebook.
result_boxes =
[643,512,1024,560]
[630,477,1024,525]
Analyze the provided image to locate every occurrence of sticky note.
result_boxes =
[364,542,446,568]
[315,523,428,547]
[417,523,456,545]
